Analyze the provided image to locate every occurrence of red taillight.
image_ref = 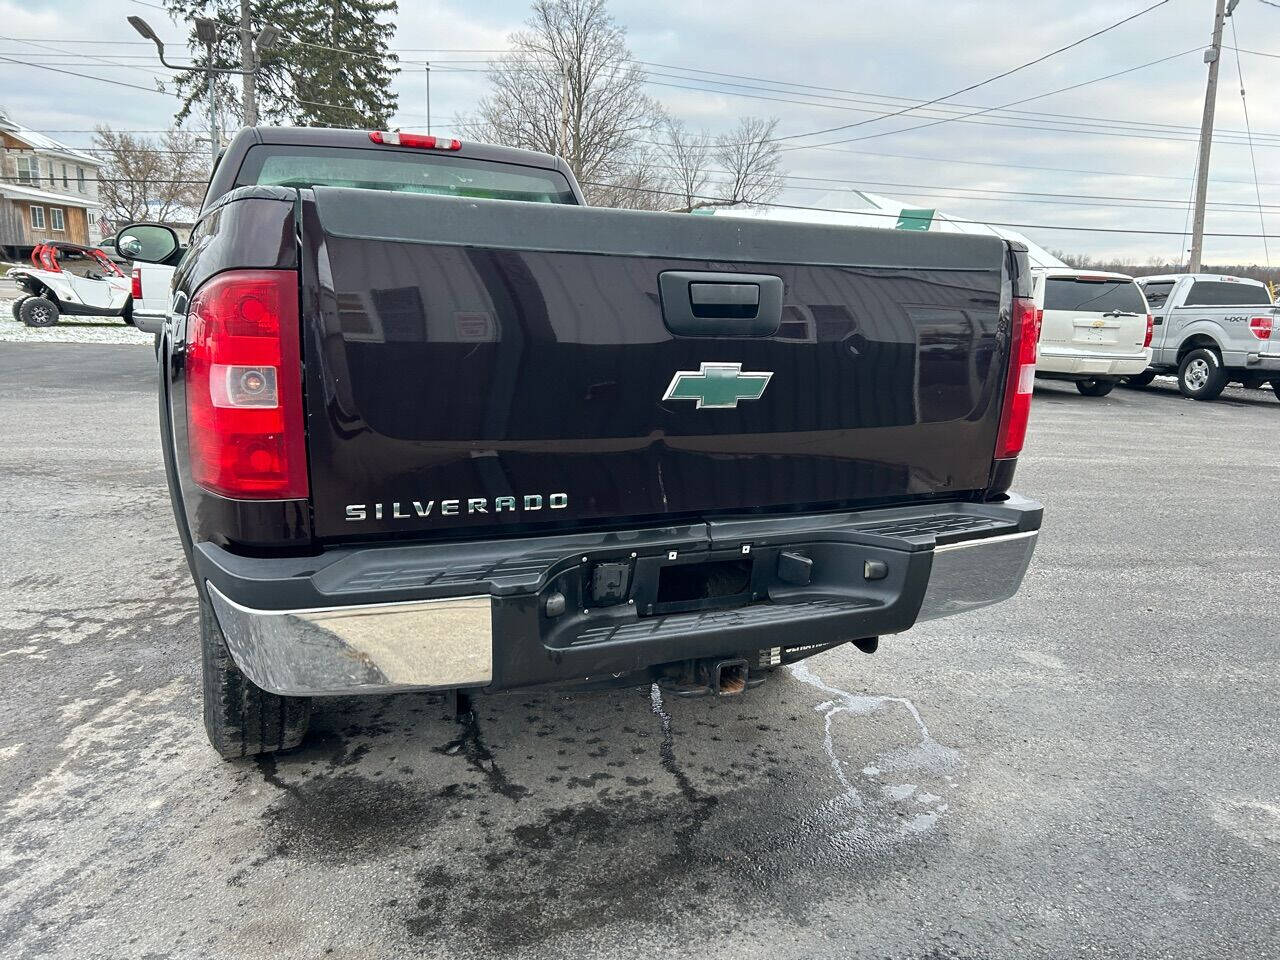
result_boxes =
[995,296,1040,460]
[369,130,461,151]
[184,270,308,500]
[1144,314,1154,348]
[131,266,143,300]
[1248,316,1273,340]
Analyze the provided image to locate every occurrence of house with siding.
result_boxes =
[0,112,104,259]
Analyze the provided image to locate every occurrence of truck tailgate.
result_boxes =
[300,187,1012,541]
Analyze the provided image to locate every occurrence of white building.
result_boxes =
[709,190,1068,269]
[0,112,105,258]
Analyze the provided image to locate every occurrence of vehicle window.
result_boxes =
[1138,280,1175,309]
[235,145,578,204]
[1044,277,1146,313]
[1182,280,1272,306]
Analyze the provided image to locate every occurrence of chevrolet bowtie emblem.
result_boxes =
[662,362,773,409]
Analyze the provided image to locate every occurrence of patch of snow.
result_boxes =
[0,298,152,345]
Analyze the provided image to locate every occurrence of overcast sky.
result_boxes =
[4,0,1280,264]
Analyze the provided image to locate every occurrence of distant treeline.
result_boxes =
[1050,250,1280,284]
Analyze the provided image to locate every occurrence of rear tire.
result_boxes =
[1076,378,1115,397]
[10,296,26,321]
[1177,347,1227,401]
[1123,370,1157,388]
[19,296,58,327]
[200,596,310,759]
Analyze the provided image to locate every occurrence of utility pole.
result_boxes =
[195,17,222,167]
[239,0,258,126]
[425,62,431,134]
[1189,0,1235,272]
[207,69,220,167]
[559,72,570,162]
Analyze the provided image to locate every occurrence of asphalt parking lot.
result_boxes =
[1,342,1277,960]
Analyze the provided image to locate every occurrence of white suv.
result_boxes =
[1031,269,1153,397]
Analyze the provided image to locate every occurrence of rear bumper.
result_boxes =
[1244,350,1280,372]
[1036,346,1152,378]
[131,308,166,334]
[199,495,1042,697]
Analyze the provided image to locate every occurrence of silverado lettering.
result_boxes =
[345,494,569,521]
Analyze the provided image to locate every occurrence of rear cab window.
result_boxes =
[1044,277,1146,314]
[1181,280,1272,307]
[233,144,578,205]
[1138,280,1175,309]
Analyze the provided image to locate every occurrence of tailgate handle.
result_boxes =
[659,270,783,336]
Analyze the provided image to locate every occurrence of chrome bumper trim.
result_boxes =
[206,583,493,696]
[916,530,1038,622]
[131,310,166,334]
[1244,352,1280,370]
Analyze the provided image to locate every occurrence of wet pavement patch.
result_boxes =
[256,770,456,864]
[392,675,962,955]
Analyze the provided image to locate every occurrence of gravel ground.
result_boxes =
[0,297,152,345]
[0,344,1277,960]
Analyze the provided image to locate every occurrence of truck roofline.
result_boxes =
[1033,268,1136,281]
[247,126,570,172]
[204,126,583,212]
[1136,272,1269,286]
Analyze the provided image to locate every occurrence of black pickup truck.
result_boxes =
[121,127,1042,758]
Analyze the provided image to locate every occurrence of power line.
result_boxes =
[0,34,167,79]
[575,180,1280,238]
[25,127,1279,190]
[635,53,1240,143]
[2,168,1274,216]
[721,0,1175,147]
[800,145,1279,187]
[778,47,1203,153]
[1229,16,1270,266]
[431,61,1280,149]
[0,54,173,95]
[428,52,1237,140]
[91,29,1265,145]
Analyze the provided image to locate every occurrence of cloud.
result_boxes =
[4,0,1278,263]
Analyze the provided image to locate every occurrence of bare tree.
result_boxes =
[662,119,711,212]
[466,0,665,205]
[589,148,671,210]
[93,126,208,228]
[711,116,784,209]
[656,115,784,212]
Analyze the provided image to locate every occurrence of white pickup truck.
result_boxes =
[1131,273,1279,401]
[127,261,175,334]
[119,225,181,335]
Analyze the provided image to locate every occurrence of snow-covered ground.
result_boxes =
[0,298,153,345]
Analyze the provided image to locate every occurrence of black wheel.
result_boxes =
[1076,378,1116,397]
[200,596,310,758]
[10,296,27,321]
[121,303,135,326]
[1123,369,1157,388]
[18,295,58,327]
[1177,347,1227,401]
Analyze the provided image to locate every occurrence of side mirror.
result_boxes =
[115,223,179,264]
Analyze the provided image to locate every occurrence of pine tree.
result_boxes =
[274,0,399,128]
[162,0,399,131]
